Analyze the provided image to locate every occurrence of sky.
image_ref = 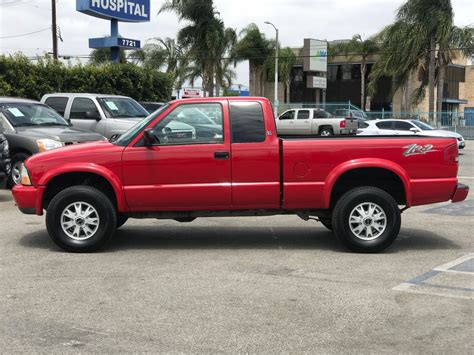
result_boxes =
[1,0,473,88]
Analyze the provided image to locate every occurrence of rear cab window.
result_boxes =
[229,101,266,143]
[297,110,311,120]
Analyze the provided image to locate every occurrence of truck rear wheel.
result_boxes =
[319,127,333,136]
[46,186,117,253]
[332,187,401,253]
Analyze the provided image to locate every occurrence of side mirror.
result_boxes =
[143,129,157,147]
[85,111,101,121]
[109,133,121,142]
[410,127,420,132]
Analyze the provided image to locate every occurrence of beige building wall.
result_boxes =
[460,65,474,113]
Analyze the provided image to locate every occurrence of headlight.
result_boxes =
[36,139,64,152]
[20,164,32,186]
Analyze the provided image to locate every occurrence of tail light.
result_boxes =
[444,142,458,163]
[340,120,346,128]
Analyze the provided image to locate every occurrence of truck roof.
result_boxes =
[42,93,131,99]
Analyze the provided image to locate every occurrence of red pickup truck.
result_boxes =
[12,97,468,253]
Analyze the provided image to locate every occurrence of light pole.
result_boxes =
[265,21,279,118]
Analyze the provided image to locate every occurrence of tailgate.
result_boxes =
[344,118,358,131]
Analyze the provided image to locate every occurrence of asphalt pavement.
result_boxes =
[0,146,472,353]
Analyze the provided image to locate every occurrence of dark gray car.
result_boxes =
[0,133,10,189]
[0,98,105,185]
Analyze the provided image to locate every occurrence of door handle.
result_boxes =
[214,151,229,160]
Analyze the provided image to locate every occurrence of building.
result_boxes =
[253,39,472,120]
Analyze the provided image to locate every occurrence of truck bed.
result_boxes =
[280,135,459,209]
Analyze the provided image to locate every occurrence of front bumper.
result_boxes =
[12,184,44,215]
[452,183,469,203]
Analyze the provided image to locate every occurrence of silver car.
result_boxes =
[41,93,153,140]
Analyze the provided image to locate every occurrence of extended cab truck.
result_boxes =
[277,108,358,136]
[12,97,469,253]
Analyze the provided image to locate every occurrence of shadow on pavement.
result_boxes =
[388,228,461,252]
[0,192,13,202]
[19,224,460,253]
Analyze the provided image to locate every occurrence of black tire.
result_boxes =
[319,217,333,231]
[319,127,333,136]
[46,186,117,253]
[116,214,129,229]
[332,187,401,253]
[8,152,30,187]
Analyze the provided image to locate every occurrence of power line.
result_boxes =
[0,27,51,39]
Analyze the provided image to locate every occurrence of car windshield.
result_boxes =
[112,104,169,146]
[97,97,149,119]
[0,103,69,127]
[411,120,434,131]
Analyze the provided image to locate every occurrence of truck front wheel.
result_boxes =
[332,187,401,253]
[46,186,117,252]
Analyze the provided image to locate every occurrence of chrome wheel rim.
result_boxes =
[349,202,387,241]
[60,202,100,241]
[320,130,331,136]
[11,161,22,185]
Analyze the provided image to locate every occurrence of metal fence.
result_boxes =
[277,102,474,140]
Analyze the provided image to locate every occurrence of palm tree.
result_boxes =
[233,24,273,96]
[159,0,235,97]
[330,34,380,110]
[435,26,474,114]
[369,0,455,121]
[276,47,296,103]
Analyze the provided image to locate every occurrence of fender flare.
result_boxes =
[323,158,412,208]
[38,163,128,212]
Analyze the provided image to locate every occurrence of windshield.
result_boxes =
[411,120,434,131]
[97,97,149,119]
[113,104,169,146]
[0,103,69,127]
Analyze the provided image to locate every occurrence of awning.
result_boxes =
[443,98,468,104]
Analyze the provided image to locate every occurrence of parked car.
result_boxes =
[0,133,10,189]
[12,97,468,254]
[41,93,150,139]
[0,98,105,185]
[357,119,466,149]
[139,101,166,114]
[276,108,358,136]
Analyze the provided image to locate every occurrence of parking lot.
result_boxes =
[0,147,472,353]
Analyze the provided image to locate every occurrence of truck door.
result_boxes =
[122,101,232,211]
[276,110,295,134]
[69,98,105,136]
[229,101,280,209]
[293,109,311,134]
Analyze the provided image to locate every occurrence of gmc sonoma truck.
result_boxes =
[12,97,469,253]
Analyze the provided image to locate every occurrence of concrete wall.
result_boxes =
[460,65,474,113]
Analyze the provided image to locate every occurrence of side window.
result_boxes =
[44,97,68,116]
[70,98,99,119]
[313,110,327,119]
[230,101,266,144]
[394,121,414,131]
[376,121,393,130]
[279,110,295,120]
[152,103,223,145]
[297,110,310,120]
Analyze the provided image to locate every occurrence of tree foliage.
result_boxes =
[0,54,172,101]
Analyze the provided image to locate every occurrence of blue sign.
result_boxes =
[89,37,141,49]
[76,0,150,22]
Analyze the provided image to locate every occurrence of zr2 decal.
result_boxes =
[403,144,437,156]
